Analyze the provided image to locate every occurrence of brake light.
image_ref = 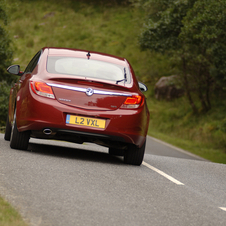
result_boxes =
[30,81,55,99]
[121,95,144,109]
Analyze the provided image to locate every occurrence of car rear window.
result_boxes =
[47,56,131,83]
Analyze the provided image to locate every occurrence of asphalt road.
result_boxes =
[0,133,226,226]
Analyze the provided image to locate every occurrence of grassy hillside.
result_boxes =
[147,94,226,163]
[7,0,172,79]
[0,0,225,224]
[3,0,226,163]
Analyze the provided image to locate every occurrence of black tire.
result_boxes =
[124,139,146,166]
[10,109,30,150]
[109,147,124,156]
[4,114,11,141]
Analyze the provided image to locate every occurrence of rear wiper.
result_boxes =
[116,68,127,84]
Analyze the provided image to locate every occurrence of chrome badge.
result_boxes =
[86,88,94,96]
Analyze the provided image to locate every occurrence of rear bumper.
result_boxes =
[16,89,149,147]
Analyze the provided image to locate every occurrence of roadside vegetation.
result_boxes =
[0,196,27,226]
[0,0,226,224]
[133,0,226,163]
[0,0,225,163]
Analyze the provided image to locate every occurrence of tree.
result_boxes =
[179,0,226,111]
[137,0,226,113]
[0,0,13,126]
[139,0,196,52]
[0,0,12,82]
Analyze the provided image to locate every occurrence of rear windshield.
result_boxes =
[47,56,131,83]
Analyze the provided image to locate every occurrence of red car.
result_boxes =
[4,47,149,165]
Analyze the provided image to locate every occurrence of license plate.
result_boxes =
[66,115,106,129]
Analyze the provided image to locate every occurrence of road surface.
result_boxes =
[0,133,225,226]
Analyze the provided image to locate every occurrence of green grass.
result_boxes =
[7,0,173,79]
[146,89,226,163]
[0,196,27,226]
[4,0,226,163]
[1,0,226,223]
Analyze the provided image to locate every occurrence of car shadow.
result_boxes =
[27,142,124,165]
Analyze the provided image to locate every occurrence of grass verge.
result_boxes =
[146,90,226,164]
[0,196,27,226]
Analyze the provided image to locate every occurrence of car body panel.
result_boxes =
[51,83,131,111]
[7,47,149,150]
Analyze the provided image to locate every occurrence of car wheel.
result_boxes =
[10,108,30,150]
[124,139,146,166]
[109,147,124,156]
[4,114,11,141]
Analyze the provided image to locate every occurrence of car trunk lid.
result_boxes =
[48,79,132,111]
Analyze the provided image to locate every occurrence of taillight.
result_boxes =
[30,81,55,99]
[120,95,144,109]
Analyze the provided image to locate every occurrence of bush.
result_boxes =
[0,1,13,82]
[0,81,11,126]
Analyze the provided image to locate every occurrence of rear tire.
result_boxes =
[124,139,146,166]
[4,114,11,141]
[10,109,30,150]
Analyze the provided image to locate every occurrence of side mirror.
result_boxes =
[138,82,148,92]
[7,65,23,76]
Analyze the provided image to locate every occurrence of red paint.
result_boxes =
[7,47,149,149]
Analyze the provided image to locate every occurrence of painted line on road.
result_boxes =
[142,161,184,185]
[219,207,226,212]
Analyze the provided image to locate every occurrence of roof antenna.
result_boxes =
[86,51,91,60]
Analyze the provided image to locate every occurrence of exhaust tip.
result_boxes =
[43,128,52,135]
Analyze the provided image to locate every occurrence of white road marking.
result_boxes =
[142,161,184,185]
[219,207,226,212]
